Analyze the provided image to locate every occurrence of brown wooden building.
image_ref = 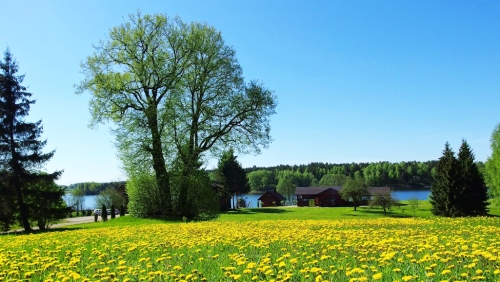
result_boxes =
[258,190,287,207]
[295,186,390,207]
[295,187,344,207]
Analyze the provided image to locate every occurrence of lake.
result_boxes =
[237,189,431,208]
[65,189,431,210]
[64,194,98,210]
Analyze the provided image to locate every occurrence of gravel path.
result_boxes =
[3,215,121,234]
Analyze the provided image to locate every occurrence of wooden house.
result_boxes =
[295,187,344,207]
[295,186,391,207]
[258,190,287,207]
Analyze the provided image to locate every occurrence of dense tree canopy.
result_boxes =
[431,141,488,217]
[77,13,276,218]
[339,178,368,211]
[486,123,500,204]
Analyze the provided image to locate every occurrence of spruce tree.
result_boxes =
[430,142,462,217]
[0,50,61,231]
[458,139,488,215]
[216,149,250,209]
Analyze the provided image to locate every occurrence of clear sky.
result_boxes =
[1,1,499,185]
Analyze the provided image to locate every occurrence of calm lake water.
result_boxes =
[66,189,431,210]
[64,194,98,210]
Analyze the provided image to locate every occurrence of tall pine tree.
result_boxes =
[0,49,62,231]
[430,142,462,217]
[458,139,488,216]
[216,149,250,209]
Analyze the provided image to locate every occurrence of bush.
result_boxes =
[126,172,162,217]
[171,169,220,220]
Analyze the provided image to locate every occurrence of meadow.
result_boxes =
[1,202,500,281]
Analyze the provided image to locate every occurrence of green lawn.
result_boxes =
[64,200,500,229]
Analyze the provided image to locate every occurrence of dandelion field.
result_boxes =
[1,216,500,281]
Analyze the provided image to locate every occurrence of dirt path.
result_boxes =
[3,215,121,234]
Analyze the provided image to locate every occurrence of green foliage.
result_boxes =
[26,178,68,230]
[247,170,275,191]
[96,187,126,210]
[78,12,276,219]
[120,205,125,217]
[486,123,500,204]
[126,172,162,218]
[216,149,250,200]
[430,143,462,217]
[318,173,347,186]
[339,178,368,211]
[457,140,488,215]
[276,179,296,202]
[245,161,438,191]
[431,141,488,217]
[111,204,116,219]
[171,169,220,220]
[0,49,62,232]
[369,192,398,214]
[101,204,107,222]
[408,196,420,216]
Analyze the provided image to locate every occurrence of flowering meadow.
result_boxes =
[1,217,500,281]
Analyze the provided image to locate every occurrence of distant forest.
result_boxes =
[62,160,487,195]
[243,161,485,192]
[61,181,126,195]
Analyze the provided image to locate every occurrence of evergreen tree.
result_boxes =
[430,142,463,217]
[216,149,250,209]
[101,204,107,222]
[457,140,488,215]
[0,50,62,231]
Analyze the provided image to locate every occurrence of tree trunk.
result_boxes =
[147,109,172,216]
[178,166,191,217]
[13,178,31,232]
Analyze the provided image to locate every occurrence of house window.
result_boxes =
[297,195,302,200]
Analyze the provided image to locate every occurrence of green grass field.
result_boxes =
[2,201,500,281]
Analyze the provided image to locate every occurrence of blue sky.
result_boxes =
[1,1,499,185]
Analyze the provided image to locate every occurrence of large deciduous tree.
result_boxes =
[0,49,62,231]
[77,13,187,215]
[486,123,500,205]
[77,13,277,218]
[170,22,276,216]
[339,177,368,211]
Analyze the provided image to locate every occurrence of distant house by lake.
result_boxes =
[295,186,390,207]
[258,190,286,207]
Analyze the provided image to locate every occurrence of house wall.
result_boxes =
[259,192,282,207]
[296,189,344,207]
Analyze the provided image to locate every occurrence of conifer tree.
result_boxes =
[216,149,250,209]
[0,50,61,231]
[430,142,462,217]
[457,140,488,215]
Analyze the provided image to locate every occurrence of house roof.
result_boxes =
[295,186,390,196]
[295,186,342,195]
[258,190,287,201]
[367,186,391,195]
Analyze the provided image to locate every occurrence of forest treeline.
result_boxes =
[64,160,488,197]
[61,181,126,195]
[245,161,451,192]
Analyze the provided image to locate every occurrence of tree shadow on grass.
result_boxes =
[223,208,290,215]
[357,208,412,218]
[1,226,85,236]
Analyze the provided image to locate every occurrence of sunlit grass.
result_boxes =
[1,203,500,281]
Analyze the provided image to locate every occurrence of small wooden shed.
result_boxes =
[258,190,286,207]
